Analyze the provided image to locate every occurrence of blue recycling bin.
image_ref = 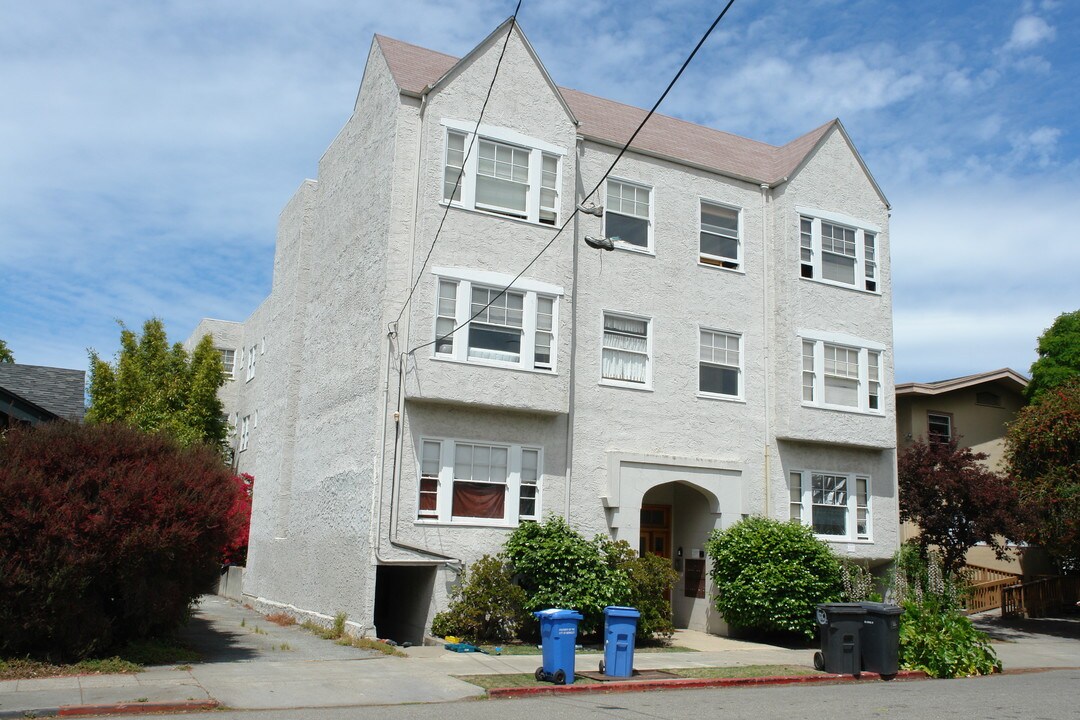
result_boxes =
[533,608,583,685]
[601,606,640,678]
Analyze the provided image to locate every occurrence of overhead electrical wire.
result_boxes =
[391,0,524,329]
[408,0,739,357]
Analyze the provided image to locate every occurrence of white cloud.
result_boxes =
[1005,15,1055,51]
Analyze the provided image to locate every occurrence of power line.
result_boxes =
[409,0,739,357]
[391,0,524,328]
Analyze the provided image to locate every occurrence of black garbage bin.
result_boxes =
[858,602,902,678]
[814,603,865,676]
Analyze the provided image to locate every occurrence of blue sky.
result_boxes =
[1,0,1076,383]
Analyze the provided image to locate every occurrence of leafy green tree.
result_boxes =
[1027,310,1080,401]
[1006,377,1080,573]
[86,318,227,449]
[0,339,13,363]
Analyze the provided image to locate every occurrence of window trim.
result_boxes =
[927,411,953,444]
[440,120,566,227]
[789,469,872,541]
[799,330,885,415]
[697,327,743,401]
[604,178,654,254]
[698,198,743,271]
[415,437,543,527]
[218,348,236,380]
[245,344,257,382]
[796,206,881,294]
[239,415,250,452]
[600,310,653,390]
[430,267,563,374]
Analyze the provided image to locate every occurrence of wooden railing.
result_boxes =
[1002,576,1080,619]
[961,565,1021,614]
[964,564,1021,586]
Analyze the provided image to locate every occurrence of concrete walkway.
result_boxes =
[1,597,1076,718]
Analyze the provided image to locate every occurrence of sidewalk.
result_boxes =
[2,597,1076,717]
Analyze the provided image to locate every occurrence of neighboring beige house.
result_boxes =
[188,19,899,643]
[896,368,1050,577]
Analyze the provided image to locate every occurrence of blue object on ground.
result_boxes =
[445,642,487,654]
[602,606,640,678]
[533,608,583,685]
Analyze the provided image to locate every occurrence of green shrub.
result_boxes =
[705,517,842,639]
[431,555,528,643]
[898,599,1000,678]
[617,548,679,639]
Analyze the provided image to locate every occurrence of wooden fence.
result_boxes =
[1001,575,1080,619]
[962,565,1021,615]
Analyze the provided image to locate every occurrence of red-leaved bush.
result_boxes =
[0,422,241,660]
[221,473,253,566]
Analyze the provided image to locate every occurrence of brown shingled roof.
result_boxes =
[373,33,849,187]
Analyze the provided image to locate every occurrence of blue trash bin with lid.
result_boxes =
[601,606,640,677]
[533,608,583,685]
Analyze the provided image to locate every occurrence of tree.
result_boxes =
[87,318,227,449]
[898,436,1023,576]
[0,339,13,363]
[1027,310,1080,401]
[1006,378,1080,573]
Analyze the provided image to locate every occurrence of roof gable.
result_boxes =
[0,363,86,420]
[783,120,890,209]
[896,368,1029,397]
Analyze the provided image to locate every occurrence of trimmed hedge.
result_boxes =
[0,422,240,661]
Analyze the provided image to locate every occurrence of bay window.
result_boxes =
[800,331,885,414]
[798,207,880,292]
[789,470,871,540]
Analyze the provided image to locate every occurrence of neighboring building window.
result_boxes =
[699,329,741,398]
[798,210,880,292]
[416,438,542,525]
[239,415,250,452]
[432,269,561,372]
[975,391,1002,407]
[218,348,235,379]
[699,201,740,269]
[441,123,564,226]
[927,412,952,444]
[601,312,651,387]
[789,470,871,540]
[246,344,257,382]
[604,179,652,251]
[800,334,885,413]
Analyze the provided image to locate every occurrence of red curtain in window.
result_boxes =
[452,482,504,519]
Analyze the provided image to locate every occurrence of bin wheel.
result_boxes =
[813,651,824,671]
[599,660,605,674]
[553,669,566,685]
[535,667,545,682]
[881,673,896,682]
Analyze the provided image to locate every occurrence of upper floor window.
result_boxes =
[432,268,562,373]
[442,121,564,226]
[699,329,741,399]
[218,348,235,379]
[416,438,542,526]
[239,415,251,451]
[699,201,740,270]
[604,180,652,251]
[927,412,952,444]
[601,312,651,388]
[800,331,884,414]
[245,344,257,382]
[789,470,871,541]
[798,207,880,292]
[975,391,1002,407]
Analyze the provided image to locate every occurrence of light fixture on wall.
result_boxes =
[676,546,683,558]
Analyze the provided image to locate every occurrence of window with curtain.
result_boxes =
[602,313,650,385]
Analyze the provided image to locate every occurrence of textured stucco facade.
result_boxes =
[187,20,900,641]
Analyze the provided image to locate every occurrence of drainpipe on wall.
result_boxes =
[564,138,585,523]
[760,183,771,519]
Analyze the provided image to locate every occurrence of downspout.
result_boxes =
[760,183,771,519]
[564,139,584,522]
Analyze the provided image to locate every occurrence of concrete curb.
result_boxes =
[0,699,220,718]
[487,670,931,698]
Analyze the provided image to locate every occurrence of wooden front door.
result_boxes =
[639,504,671,558]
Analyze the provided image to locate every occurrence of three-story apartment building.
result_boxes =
[188,19,898,643]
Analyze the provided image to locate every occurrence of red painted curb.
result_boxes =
[57,700,220,716]
[486,671,929,698]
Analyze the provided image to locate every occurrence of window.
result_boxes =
[246,344,257,382]
[218,348,235,379]
[605,180,652,250]
[699,329,741,398]
[927,412,952,444]
[800,332,885,413]
[789,470,871,540]
[798,209,880,292]
[239,415,250,452]
[416,439,542,525]
[433,269,561,372]
[699,201,740,269]
[602,313,651,387]
[976,391,1002,407]
[441,122,564,226]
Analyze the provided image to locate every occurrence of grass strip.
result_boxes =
[454,664,815,690]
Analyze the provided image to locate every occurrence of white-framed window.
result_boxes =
[218,348,235,379]
[699,329,741,398]
[927,412,952,444]
[800,331,885,414]
[239,415,251,452]
[601,312,651,388]
[789,470,871,540]
[798,207,880,292]
[604,179,652,251]
[432,268,562,373]
[416,438,543,526]
[441,120,564,226]
[699,201,740,269]
[245,344,257,382]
